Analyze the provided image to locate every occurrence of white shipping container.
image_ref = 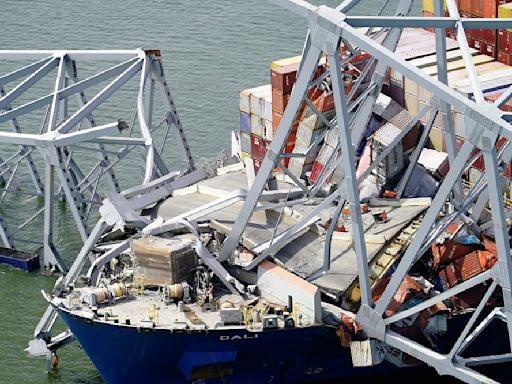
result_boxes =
[325,126,339,148]
[404,92,418,115]
[403,77,417,97]
[316,143,335,165]
[288,157,306,179]
[239,132,251,154]
[407,48,476,70]
[263,95,272,122]
[453,111,465,138]
[452,67,512,91]
[446,62,506,88]
[373,94,403,122]
[250,114,264,137]
[389,109,415,131]
[468,168,483,188]
[250,84,272,118]
[239,89,251,114]
[263,119,273,142]
[456,74,512,99]
[390,70,403,86]
[422,55,493,78]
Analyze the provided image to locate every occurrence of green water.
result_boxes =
[0,1,420,382]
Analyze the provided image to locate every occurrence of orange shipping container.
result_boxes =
[271,90,290,114]
[483,0,497,18]
[271,110,299,135]
[458,0,472,13]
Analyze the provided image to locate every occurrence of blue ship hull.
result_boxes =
[58,306,512,383]
[57,308,401,383]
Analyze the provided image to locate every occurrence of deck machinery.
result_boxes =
[10,0,512,383]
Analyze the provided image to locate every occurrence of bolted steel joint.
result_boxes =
[355,303,386,340]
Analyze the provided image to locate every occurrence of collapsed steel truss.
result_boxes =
[0,49,194,271]
[24,1,512,383]
[218,0,512,382]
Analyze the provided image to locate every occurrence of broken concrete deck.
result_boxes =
[147,169,429,296]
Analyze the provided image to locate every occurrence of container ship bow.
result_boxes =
[24,1,512,383]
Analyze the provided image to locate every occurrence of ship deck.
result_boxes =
[145,169,429,297]
[65,292,250,331]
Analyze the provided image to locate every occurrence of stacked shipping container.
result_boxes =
[418,3,512,191]
[422,0,512,61]
[239,18,512,191]
[498,3,512,64]
[239,56,331,175]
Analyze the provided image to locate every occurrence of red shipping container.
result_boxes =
[481,0,512,18]
[455,136,485,173]
[463,125,512,177]
[480,41,496,57]
[482,29,497,45]
[314,93,335,113]
[459,11,473,19]
[466,35,476,49]
[481,0,512,19]
[308,160,333,185]
[498,29,512,53]
[473,38,483,51]
[271,63,325,95]
[462,13,483,41]
[271,63,298,94]
[273,133,297,172]
[498,50,512,65]
[250,134,269,162]
[431,240,482,271]
[485,92,512,112]
[253,158,262,174]
[309,161,323,184]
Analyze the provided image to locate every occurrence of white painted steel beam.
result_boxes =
[0,57,54,87]
[218,34,323,262]
[0,57,58,111]
[0,50,143,61]
[245,3,512,382]
[0,58,139,126]
[328,44,372,306]
[56,59,143,134]
[344,16,512,30]
[137,57,155,183]
[483,147,512,352]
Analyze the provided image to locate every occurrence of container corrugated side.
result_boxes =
[422,54,495,77]
[249,84,271,118]
[239,89,251,114]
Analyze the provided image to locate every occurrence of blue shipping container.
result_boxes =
[240,112,251,134]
